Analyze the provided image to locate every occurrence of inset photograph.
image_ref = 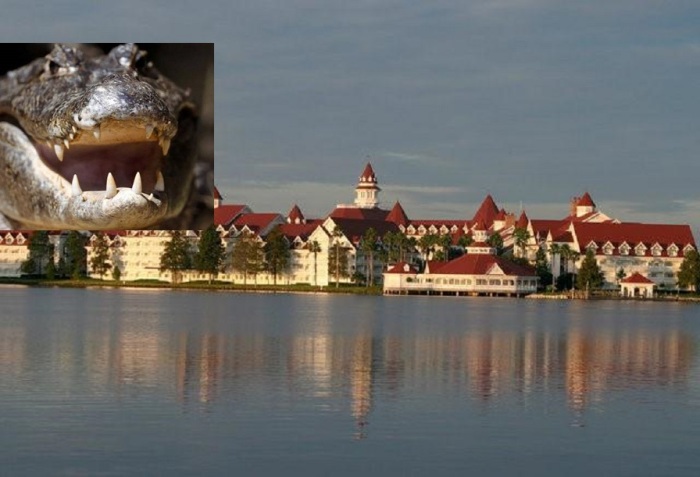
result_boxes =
[0,43,213,230]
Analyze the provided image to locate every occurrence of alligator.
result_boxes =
[0,43,199,230]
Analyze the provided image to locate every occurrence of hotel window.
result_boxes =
[635,244,646,256]
[619,244,630,255]
[651,245,662,257]
[603,244,613,255]
[668,246,678,257]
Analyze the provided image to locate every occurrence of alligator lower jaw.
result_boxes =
[35,140,165,196]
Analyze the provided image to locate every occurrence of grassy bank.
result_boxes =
[0,277,383,295]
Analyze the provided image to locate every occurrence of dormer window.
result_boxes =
[635,243,647,256]
[440,225,449,234]
[684,244,696,256]
[418,225,426,235]
[668,244,679,257]
[603,242,614,255]
[16,235,25,245]
[619,242,630,256]
[451,225,458,233]
[651,243,663,257]
[428,225,438,234]
[407,225,415,234]
[5,235,13,244]
[587,241,598,253]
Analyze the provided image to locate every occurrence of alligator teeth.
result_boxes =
[72,126,78,134]
[105,173,117,199]
[132,172,142,194]
[54,144,64,161]
[93,126,101,140]
[159,137,171,156]
[71,175,82,196]
[155,171,165,192]
[145,124,155,139]
[64,139,70,150]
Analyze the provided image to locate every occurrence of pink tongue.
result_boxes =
[37,141,161,191]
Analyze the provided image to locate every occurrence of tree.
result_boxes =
[576,249,604,290]
[486,233,504,255]
[418,233,440,261]
[534,246,552,288]
[513,227,531,259]
[89,233,112,279]
[46,256,56,280]
[359,227,379,286]
[616,267,627,285]
[230,230,263,287]
[160,231,192,284]
[677,250,700,292]
[306,240,322,286]
[195,226,226,284]
[264,226,290,286]
[21,231,53,276]
[63,231,87,279]
[329,226,350,288]
[112,265,122,282]
[438,233,452,262]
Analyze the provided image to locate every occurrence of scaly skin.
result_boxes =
[0,43,198,230]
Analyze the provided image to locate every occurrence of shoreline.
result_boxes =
[1,278,699,303]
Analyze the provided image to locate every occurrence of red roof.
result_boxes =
[214,204,248,227]
[531,219,568,239]
[233,213,283,235]
[572,222,696,256]
[429,253,537,277]
[515,211,529,229]
[386,262,419,274]
[472,195,500,227]
[279,221,319,241]
[495,209,506,221]
[360,162,377,182]
[386,201,409,226]
[578,192,596,207]
[329,207,389,221]
[213,186,222,200]
[621,272,654,284]
[287,204,305,223]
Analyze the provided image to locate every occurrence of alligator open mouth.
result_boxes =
[33,120,172,201]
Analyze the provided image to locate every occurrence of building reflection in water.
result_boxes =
[1,312,694,436]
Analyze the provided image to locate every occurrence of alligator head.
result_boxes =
[0,43,198,230]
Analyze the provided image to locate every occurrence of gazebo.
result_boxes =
[620,272,655,298]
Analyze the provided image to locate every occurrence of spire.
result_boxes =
[386,201,409,226]
[354,162,381,209]
[287,204,305,224]
[472,194,500,227]
[516,210,529,229]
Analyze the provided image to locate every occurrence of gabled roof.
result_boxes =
[572,222,696,256]
[233,213,283,235]
[278,221,320,241]
[429,253,537,277]
[386,201,409,226]
[214,204,249,227]
[287,204,305,223]
[621,272,654,284]
[472,194,500,227]
[213,186,222,200]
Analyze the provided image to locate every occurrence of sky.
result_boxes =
[2,1,700,234]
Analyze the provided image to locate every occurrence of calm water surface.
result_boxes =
[1,287,700,476]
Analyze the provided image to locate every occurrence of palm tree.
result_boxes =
[306,240,321,287]
[513,227,531,259]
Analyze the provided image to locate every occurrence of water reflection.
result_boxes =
[0,293,695,440]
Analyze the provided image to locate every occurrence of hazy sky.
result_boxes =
[3,1,700,233]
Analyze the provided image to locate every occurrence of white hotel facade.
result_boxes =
[0,163,696,295]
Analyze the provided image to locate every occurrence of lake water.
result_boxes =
[1,287,700,476]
